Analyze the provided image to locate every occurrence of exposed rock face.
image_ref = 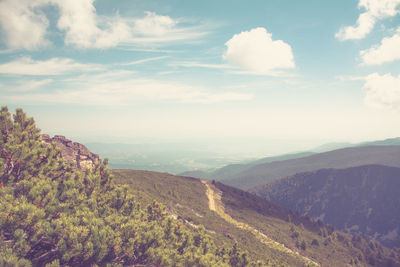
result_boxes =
[41,134,100,169]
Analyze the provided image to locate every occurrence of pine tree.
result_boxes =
[0,107,265,267]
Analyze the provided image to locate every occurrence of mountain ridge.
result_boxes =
[220,145,400,189]
[250,164,400,248]
[180,137,400,183]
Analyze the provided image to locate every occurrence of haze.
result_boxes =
[1,0,400,161]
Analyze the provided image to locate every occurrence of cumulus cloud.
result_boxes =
[0,57,103,75]
[55,0,131,49]
[363,72,400,109]
[360,28,400,65]
[223,27,295,75]
[0,0,207,50]
[336,0,400,41]
[133,11,176,36]
[0,0,51,50]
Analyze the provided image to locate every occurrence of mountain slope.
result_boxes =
[114,169,400,266]
[201,180,319,267]
[0,107,257,267]
[250,165,400,248]
[221,145,400,189]
[113,170,308,266]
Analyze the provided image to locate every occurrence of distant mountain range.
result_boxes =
[312,137,400,152]
[220,145,400,189]
[180,151,315,180]
[250,165,400,248]
[180,137,400,186]
[179,137,400,252]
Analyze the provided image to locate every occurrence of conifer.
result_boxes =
[0,107,263,266]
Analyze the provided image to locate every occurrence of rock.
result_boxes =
[41,134,100,169]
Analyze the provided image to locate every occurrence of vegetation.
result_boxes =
[114,170,312,266]
[3,106,399,266]
[253,165,400,248]
[0,107,260,266]
[115,169,400,266]
[216,182,400,267]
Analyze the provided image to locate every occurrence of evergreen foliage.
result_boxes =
[0,107,260,267]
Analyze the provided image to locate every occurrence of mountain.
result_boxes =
[220,145,400,189]
[114,169,400,266]
[312,142,353,153]
[180,151,315,180]
[250,165,400,248]
[4,107,400,266]
[311,137,400,152]
[360,137,400,147]
[0,107,258,266]
[180,137,400,182]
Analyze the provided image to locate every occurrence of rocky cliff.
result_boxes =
[41,134,100,169]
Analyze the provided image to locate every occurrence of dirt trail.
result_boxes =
[201,179,320,267]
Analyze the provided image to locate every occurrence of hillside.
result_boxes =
[114,169,400,266]
[250,165,400,248]
[220,145,400,189]
[3,107,400,266]
[0,107,259,267]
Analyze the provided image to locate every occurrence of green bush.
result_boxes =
[0,107,261,267]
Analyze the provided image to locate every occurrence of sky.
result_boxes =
[0,0,400,155]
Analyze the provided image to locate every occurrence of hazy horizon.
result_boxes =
[1,0,400,157]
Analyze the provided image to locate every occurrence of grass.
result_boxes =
[113,169,400,267]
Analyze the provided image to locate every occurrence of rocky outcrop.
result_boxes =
[41,134,100,169]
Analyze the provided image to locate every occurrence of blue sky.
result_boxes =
[0,0,400,154]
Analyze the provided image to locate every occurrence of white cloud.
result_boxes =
[4,78,53,92]
[336,0,400,41]
[126,11,209,45]
[0,0,207,50]
[337,75,366,81]
[133,11,176,36]
[336,13,375,41]
[55,0,130,49]
[0,57,103,75]
[223,27,295,75]
[17,78,53,91]
[360,28,400,65]
[0,0,51,50]
[120,56,169,66]
[2,71,253,105]
[170,62,234,69]
[363,72,400,109]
